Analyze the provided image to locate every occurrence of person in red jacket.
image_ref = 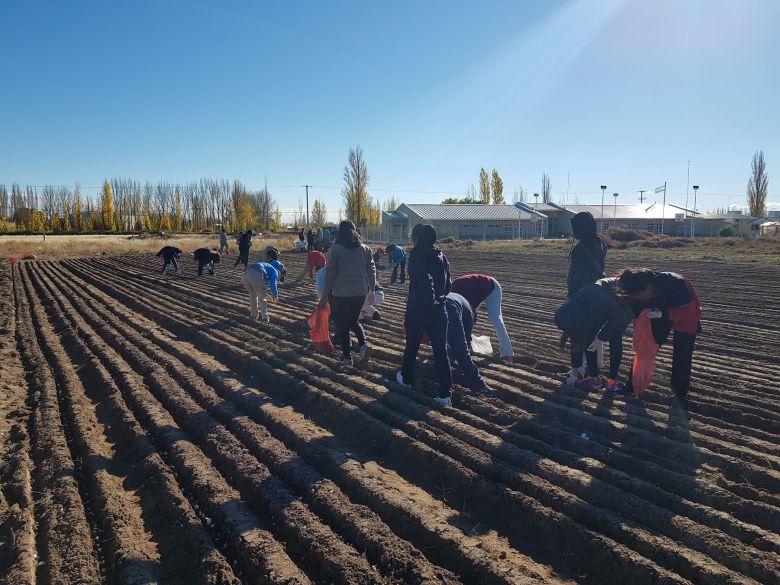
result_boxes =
[451,274,513,362]
[616,268,702,410]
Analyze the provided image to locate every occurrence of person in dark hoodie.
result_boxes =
[234,229,253,268]
[157,245,182,274]
[193,247,221,276]
[555,278,634,392]
[444,292,494,395]
[318,220,376,369]
[616,268,702,410]
[395,223,453,406]
[564,211,609,383]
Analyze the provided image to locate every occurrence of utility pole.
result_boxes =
[304,185,311,227]
[685,160,691,236]
[599,185,607,233]
[638,190,647,203]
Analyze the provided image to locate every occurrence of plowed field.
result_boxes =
[1,249,778,585]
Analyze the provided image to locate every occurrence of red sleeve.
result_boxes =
[667,279,701,334]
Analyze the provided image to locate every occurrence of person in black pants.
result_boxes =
[157,246,182,273]
[318,221,376,368]
[444,292,493,394]
[234,229,253,268]
[193,248,221,276]
[396,223,453,406]
[616,269,702,410]
[306,228,315,252]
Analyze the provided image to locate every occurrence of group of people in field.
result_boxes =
[156,211,701,412]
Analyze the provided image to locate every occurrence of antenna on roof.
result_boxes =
[638,190,647,203]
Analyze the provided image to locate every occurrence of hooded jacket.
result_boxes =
[238,231,253,251]
[628,272,702,334]
[567,212,607,296]
[388,246,406,265]
[406,246,451,309]
[247,262,279,298]
[194,248,220,263]
[157,246,181,260]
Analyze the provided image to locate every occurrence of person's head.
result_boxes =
[616,268,656,301]
[212,253,221,264]
[310,250,327,272]
[386,243,397,253]
[221,227,225,233]
[335,220,360,248]
[411,223,437,249]
[571,212,598,240]
[245,229,252,236]
[266,248,279,262]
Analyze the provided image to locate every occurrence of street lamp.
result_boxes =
[692,185,699,238]
[600,185,607,232]
[534,193,539,238]
[613,193,618,227]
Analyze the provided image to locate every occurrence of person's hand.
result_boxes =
[587,338,601,352]
[647,309,663,319]
[501,355,513,364]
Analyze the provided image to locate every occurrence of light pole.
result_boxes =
[692,185,699,238]
[600,185,607,233]
[534,193,539,238]
[613,193,618,227]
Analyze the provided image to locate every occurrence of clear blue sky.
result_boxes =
[2,0,779,215]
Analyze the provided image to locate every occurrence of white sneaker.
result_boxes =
[433,395,452,407]
[357,344,371,368]
[395,370,411,388]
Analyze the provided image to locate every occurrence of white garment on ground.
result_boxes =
[359,289,384,320]
[241,270,269,319]
[484,280,513,358]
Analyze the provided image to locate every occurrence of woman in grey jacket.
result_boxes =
[318,221,376,368]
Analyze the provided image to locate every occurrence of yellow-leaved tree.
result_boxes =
[311,198,328,227]
[491,169,504,204]
[174,190,182,231]
[159,212,172,231]
[101,180,115,231]
[479,168,490,204]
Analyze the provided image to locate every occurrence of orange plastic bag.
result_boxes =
[309,305,335,353]
[21,253,37,260]
[631,309,660,395]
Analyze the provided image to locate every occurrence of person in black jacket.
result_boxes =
[156,246,182,274]
[555,277,633,392]
[234,229,253,268]
[565,211,609,383]
[306,228,315,252]
[193,248,221,276]
[395,224,453,406]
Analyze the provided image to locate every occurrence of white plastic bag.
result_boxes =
[471,335,493,356]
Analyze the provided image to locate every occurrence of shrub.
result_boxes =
[604,227,654,243]
[719,225,736,237]
[439,235,456,244]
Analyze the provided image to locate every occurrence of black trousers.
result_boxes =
[161,256,178,273]
[331,295,367,359]
[197,260,213,276]
[571,335,623,379]
[391,259,406,283]
[627,319,696,398]
[446,301,482,389]
[234,247,249,267]
[402,303,452,397]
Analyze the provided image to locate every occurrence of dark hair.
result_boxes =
[244,229,253,236]
[411,223,437,249]
[335,220,361,248]
[571,212,598,240]
[386,243,397,252]
[266,248,279,261]
[615,267,655,295]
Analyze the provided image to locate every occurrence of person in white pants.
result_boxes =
[241,261,279,321]
[451,274,513,362]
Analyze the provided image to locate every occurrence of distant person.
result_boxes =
[386,243,407,284]
[395,223,453,406]
[241,261,279,322]
[451,274,514,363]
[616,269,702,410]
[219,228,229,254]
[315,227,325,251]
[193,247,221,276]
[444,292,494,395]
[318,220,376,369]
[156,245,182,274]
[306,228,315,252]
[565,211,609,383]
[555,278,633,392]
[298,229,305,244]
[234,229,253,268]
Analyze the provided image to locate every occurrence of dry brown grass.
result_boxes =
[0,233,296,259]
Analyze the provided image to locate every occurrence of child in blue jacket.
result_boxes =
[386,243,407,284]
[241,262,279,322]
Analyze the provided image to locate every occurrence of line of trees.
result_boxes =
[0,178,284,233]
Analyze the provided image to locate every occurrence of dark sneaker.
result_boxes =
[356,344,371,369]
[605,378,624,393]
